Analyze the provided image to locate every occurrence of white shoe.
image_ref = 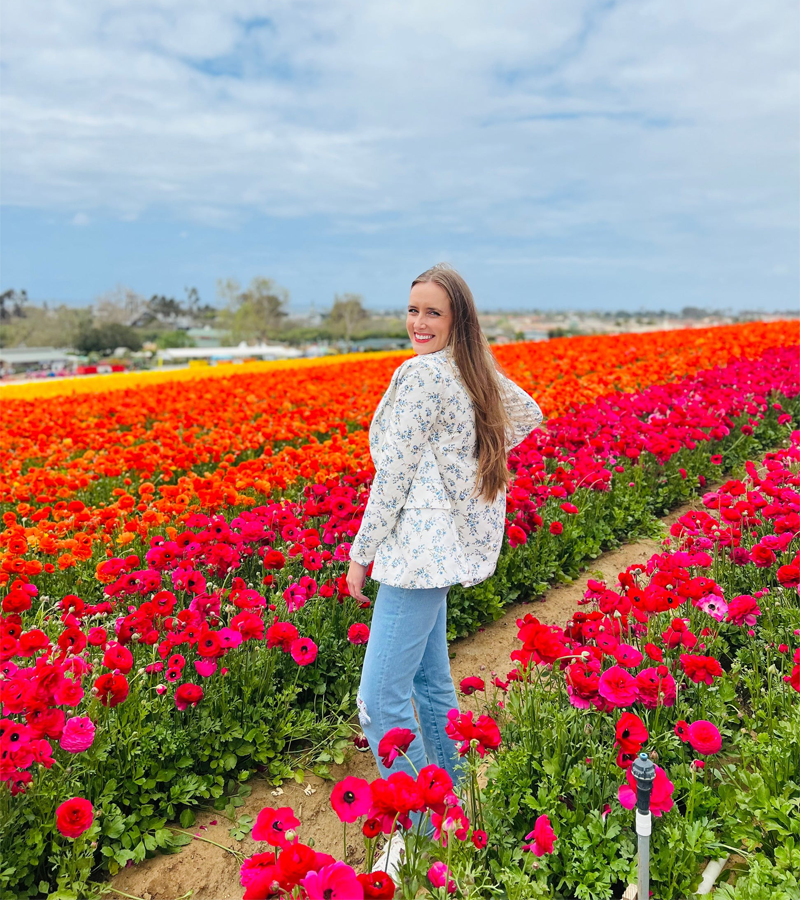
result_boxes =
[372,831,405,881]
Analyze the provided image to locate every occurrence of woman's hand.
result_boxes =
[347,561,370,603]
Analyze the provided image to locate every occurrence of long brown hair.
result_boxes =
[410,262,513,504]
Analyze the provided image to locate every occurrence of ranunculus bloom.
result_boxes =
[93,672,129,707]
[59,716,95,753]
[749,545,776,568]
[239,851,277,888]
[377,727,416,769]
[726,594,761,627]
[174,683,203,710]
[549,521,564,535]
[615,712,648,755]
[356,870,396,899]
[302,862,364,900]
[618,764,674,817]
[472,829,488,849]
[347,623,370,645]
[507,524,528,547]
[687,720,722,755]
[777,563,800,588]
[635,667,676,709]
[56,797,94,838]
[459,676,485,695]
[445,710,502,758]
[427,861,456,894]
[290,637,318,666]
[417,765,454,815]
[252,806,301,847]
[522,814,557,856]
[277,841,317,885]
[330,776,372,823]
[681,654,724,685]
[103,643,134,675]
[598,666,638,708]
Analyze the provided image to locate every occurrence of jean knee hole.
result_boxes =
[356,688,371,727]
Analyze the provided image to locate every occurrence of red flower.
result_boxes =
[330,776,372,823]
[290,637,318,666]
[674,720,690,742]
[263,550,286,570]
[615,712,648,755]
[472,829,488,849]
[516,616,569,666]
[598,666,638,708]
[174,683,203,710]
[252,806,300,848]
[680,654,723,685]
[369,771,424,833]
[784,665,800,692]
[55,797,94,838]
[776,564,800,588]
[347,623,370,645]
[417,765,453,814]
[276,841,317,885]
[357,870,396,899]
[198,631,224,659]
[266,622,299,652]
[522,814,557,856]
[560,502,579,515]
[507,525,528,547]
[687,720,722,755]
[726,594,761,627]
[549,521,564,535]
[102,643,134,674]
[362,817,382,839]
[445,710,501,758]
[93,673,129,707]
[377,727,415,769]
[749,545,776,568]
[459,676,485,695]
[239,851,277,888]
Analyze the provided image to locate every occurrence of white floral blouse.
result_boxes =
[349,345,544,589]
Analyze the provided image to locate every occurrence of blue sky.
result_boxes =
[1,0,797,313]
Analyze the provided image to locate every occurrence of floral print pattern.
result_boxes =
[349,345,544,588]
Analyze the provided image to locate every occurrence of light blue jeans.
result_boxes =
[357,581,463,821]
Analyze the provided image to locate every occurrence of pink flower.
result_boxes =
[194,659,218,678]
[727,594,761,627]
[59,716,95,753]
[174,683,203,710]
[330,777,372,823]
[290,637,318,666]
[687,720,722,755]
[598,666,638,708]
[618,765,675,817]
[428,861,456,894]
[239,851,277,887]
[302,862,364,899]
[459,676,485,695]
[522,814,557,856]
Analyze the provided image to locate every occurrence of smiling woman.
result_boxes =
[346,262,543,883]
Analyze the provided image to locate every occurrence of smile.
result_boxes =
[414,333,434,342]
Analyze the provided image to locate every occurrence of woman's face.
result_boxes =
[407,281,452,355]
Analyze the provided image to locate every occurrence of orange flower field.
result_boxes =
[0,321,793,583]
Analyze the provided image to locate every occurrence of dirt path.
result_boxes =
[106,501,696,900]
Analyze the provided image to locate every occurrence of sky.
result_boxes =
[1,0,798,314]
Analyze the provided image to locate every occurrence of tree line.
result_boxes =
[0,279,407,353]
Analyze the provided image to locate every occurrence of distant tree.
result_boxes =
[327,293,370,342]
[184,286,218,325]
[217,277,290,343]
[155,330,196,350]
[147,294,185,323]
[681,306,708,320]
[93,285,148,326]
[0,289,28,322]
[75,323,143,354]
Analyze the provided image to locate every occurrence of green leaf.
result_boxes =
[180,809,196,828]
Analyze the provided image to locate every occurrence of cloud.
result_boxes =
[0,0,797,308]
[71,212,90,226]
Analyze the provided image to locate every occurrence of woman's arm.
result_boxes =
[349,358,443,566]
[498,372,544,449]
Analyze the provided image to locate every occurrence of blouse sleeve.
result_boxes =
[498,372,544,449]
[349,358,444,566]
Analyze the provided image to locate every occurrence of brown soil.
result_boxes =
[105,499,702,900]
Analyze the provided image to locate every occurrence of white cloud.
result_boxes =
[0,0,797,258]
[71,212,90,226]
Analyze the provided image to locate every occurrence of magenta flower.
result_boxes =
[347,623,370,645]
[687,720,722,755]
[598,666,638,708]
[522,814,557,856]
[428,861,457,894]
[726,594,761,627]
[290,637,318,666]
[302,861,364,899]
[330,776,372,823]
[59,716,96,753]
[618,764,675,817]
[252,806,301,848]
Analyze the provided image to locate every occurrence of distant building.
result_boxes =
[0,347,76,376]
[184,327,228,348]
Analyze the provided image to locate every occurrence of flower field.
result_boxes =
[0,321,798,898]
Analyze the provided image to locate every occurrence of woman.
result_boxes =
[346,262,544,876]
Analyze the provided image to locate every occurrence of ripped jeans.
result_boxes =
[356,581,463,822]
